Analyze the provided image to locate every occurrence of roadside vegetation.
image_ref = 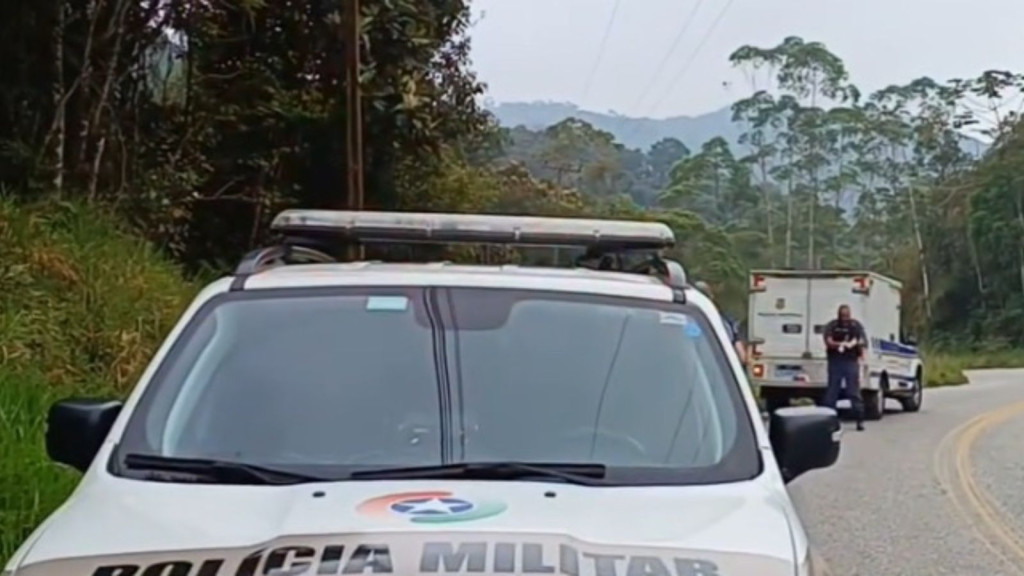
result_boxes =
[925,349,1024,387]
[0,199,196,559]
[3,0,1024,565]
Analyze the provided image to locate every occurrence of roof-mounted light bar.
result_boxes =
[270,210,675,251]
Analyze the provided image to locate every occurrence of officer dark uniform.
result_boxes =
[822,304,866,431]
[694,280,747,365]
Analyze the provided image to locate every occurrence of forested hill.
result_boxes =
[487,101,742,151]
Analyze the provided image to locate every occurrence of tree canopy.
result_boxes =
[1,6,1023,347]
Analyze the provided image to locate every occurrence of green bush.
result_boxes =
[0,198,197,562]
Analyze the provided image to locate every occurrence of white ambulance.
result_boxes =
[747,269,923,420]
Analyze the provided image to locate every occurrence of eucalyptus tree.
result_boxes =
[845,101,891,269]
[820,105,863,263]
[731,90,784,265]
[729,36,858,269]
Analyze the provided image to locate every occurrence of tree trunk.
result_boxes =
[1015,191,1024,295]
[87,0,130,200]
[73,0,101,176]
[831,153,846,260]
[858,227,866,268]
[51,0,66,197]
[785,182,794,267]
[806,85,819,270]
[759,155,775,266]
[907,185,932,320]
[966,217,985,296]
[712,166,722,224]
[807,180,817,269]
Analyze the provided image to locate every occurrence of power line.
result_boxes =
[617,0,738,148]
[628,0,709,112]
[644,0,738,118]
[580,0,623,104]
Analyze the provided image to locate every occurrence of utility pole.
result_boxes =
[342,0,365,259]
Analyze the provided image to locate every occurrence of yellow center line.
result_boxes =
[933,401,1024,574]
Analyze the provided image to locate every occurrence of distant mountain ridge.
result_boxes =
[487,101,739,152]
[486,100,988,156]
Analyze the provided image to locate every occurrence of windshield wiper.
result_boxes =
[350,461,608,486]
[122,453,326,485]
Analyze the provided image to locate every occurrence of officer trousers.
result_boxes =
[823,358,864,422]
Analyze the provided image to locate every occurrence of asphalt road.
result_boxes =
[789,369,1024,576]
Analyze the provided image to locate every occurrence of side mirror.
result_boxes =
[769,406,841,483]
[902,334,918,346]
[46,398,123,472]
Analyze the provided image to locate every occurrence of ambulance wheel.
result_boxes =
[863,389,885,421]
[901,369,923,413]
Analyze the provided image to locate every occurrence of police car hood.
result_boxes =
[14,479,797,576]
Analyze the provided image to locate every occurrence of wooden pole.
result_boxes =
[343,0,365,259]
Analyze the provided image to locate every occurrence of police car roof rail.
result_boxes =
[230,210,688,296]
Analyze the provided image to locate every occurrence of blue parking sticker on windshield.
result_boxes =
[365,296,409,312]
[683,322,703,338]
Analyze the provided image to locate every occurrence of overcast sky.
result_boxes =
[469,0,1024,119]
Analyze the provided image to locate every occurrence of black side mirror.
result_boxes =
[46,398,123,472]
[769,406,841,483]
[903,334,918,346]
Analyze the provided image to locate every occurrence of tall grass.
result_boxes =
[0,198,196,562]
[923,349,1024,387]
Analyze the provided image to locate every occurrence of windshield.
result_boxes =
[116,287,759,484]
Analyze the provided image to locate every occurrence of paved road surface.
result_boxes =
[789,369,1024,575]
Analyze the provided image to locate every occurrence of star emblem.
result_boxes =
[391,497,473,516]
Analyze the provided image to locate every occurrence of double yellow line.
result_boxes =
[934,401,1024,574]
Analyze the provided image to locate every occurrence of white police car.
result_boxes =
[4,211,839,576]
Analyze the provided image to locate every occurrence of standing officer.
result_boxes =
[694,280,748,365]
[823,304,866,431]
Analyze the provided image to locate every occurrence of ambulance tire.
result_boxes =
[901,369,924,413]
[863,388,885,421]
